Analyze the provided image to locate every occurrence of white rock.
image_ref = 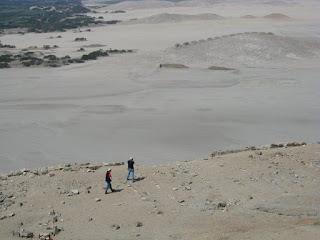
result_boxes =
[70,189,79,195]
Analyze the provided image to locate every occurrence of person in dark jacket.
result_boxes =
[126,157,135,183]
[105,168,114,194]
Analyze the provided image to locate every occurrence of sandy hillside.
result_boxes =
[124,13,223,24]
[1,143,320,239]
[164,32,320,67]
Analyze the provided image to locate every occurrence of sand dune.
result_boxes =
[124,13,223,24]
[166,32,320,67]
[264,13,291,19]
[106,0,175,10]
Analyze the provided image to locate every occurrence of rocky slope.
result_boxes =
[1,142,320,239]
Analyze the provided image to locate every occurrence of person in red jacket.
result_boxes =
[105,168,114,194]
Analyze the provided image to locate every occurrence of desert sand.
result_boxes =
[0,1,320,173]
[1,143,320,239]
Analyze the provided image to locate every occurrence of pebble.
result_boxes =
[70,189,79,195]
[111,224,120,230]
[136,222,143,227]
[95,198,101,202]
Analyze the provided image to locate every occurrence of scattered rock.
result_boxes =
[159,63,189,69]
[156,210,163,215]
[87,164,103,171]
[286,142,307,147]
[270,143,284,148]
[0,175,8,180]
[208,65,235,71]
[38,232,50,240]
[19,229,34,238]
[217,202,227,209]
[95,198,101,202]
[103,162,124,166]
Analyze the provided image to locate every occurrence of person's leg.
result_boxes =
[110,182,114,192]
[105,181,109,194]
[131,169,135,183]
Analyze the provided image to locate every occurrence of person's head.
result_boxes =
[129,157,133,161]
[107,168,111,172]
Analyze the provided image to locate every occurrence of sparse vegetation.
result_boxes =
[74,37,87,42]
[0,0,101,32]
[0,41,16,48]
[0,48,134,68]
[81,49,109,60]
[208,66,235,71]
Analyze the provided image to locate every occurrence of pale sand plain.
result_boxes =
[0,1,320,173]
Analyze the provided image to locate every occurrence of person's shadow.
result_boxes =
[133,176,145,182]
[112,188,123,193]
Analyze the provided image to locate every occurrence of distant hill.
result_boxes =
[126,13,223,24]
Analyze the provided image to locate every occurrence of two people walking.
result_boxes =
[104,157,135,194]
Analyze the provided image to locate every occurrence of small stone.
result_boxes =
[8,212,15,217]
[53,216,58,223]
[136,221,143,227]
[89,217,94,222]
[38,232,50,240]
[172,187,178,191]
[87,164,102,171]
[70,189,79,195]
[0,175,8,180]
[178,200,185,203]
[49,210,55,216]
[185,186,191,191]
[49,173,55,177]
[95,198,101,202]
[19,229,34,238]
[217,202,227,209]
[111,224,120,230]
[0,215,7,220]
[156,210,163,215]
[52,226,61,235]
[40,169,49,175]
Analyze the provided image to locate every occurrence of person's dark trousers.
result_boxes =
[126,168,134,182]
